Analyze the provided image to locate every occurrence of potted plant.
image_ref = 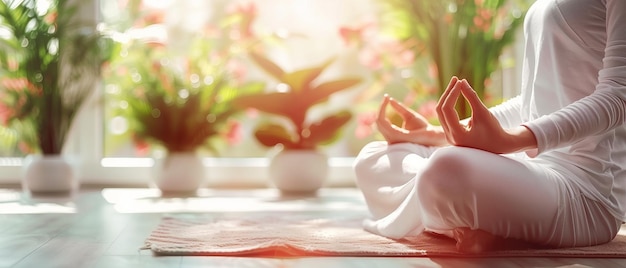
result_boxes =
[105,36,264,194]
[0,0,110,193]
[234,52,361,194]
[377,0,529,118]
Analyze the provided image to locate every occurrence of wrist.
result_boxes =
[506,125,538,153]
[429,125,449,146]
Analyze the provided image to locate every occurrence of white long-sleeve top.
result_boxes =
[490,0,626,220]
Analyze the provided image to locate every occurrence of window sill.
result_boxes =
[0,157,358,188]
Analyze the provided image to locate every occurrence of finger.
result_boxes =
[436,76,459,132]
[439,80,466,135]
[376,115,409,143]
[458,79,488,116]
[436,76,459,113]
[377,94,390,123]
[376,95,396,141]
[388,98,416,120]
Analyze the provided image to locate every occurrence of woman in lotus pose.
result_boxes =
[353,0,626,252]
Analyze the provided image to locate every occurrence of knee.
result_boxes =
[353,141,388,185]
[417,147,474,205]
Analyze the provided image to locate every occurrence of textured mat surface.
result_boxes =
[145,216,626,257]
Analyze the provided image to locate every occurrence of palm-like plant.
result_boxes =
[234,52,361,150]
[0,0,110,155]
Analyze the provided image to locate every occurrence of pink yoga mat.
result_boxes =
[144,216,626,257]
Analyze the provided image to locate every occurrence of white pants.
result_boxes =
[353,141,621,248]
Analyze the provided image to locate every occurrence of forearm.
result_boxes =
[505,125,539,156]
[426,125,450,147]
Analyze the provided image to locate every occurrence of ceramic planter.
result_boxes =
[153,151,205,195]
[22,155,78,194]
[269,149,328,195]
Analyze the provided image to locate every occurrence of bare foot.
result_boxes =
[453,227,500,253]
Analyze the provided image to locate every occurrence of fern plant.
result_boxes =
[105,38,265,154]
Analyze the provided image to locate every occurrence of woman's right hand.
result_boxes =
[376,94,448,147]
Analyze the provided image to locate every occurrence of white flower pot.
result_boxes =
[153,152,205,195]
[22,155,78,194]
[269,150,328,195]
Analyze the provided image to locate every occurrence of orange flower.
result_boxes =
[44,11,57,24]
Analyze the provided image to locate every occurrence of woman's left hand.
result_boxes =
[436,78,529,154]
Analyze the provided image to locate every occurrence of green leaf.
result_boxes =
[249,51,285,82]
[254,123,296,148]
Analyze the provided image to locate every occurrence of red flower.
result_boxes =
[0,100,12,125]
[132,134,151,156]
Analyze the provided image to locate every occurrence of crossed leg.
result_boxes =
[354,141,619,250]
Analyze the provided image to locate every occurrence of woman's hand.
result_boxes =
[376,94,448,147]
[436,77,537,154]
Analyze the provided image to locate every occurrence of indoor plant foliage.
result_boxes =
[0,0,110,193]
[104,1,267,157]
[0,0,109,155]
[103,20,265,193]
[234,52,361,194]
[102,1,268,193]
[234,52,361,151]
[377,0,529,118]
[105,39,263,155]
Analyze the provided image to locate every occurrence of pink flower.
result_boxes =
[245,108,259,119]
[227,59,247,84]
[417,100,438,121]
[428,63,439,81]
[358,47,383,70]
[394,49,415,68]
[228,2,257,40]
[338,24,370,47]
[1,77,41,96]
[355,112,376,139]
[224,120,243,146]
[1,77,28,91]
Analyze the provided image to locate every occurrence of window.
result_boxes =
[0,0,526,187]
